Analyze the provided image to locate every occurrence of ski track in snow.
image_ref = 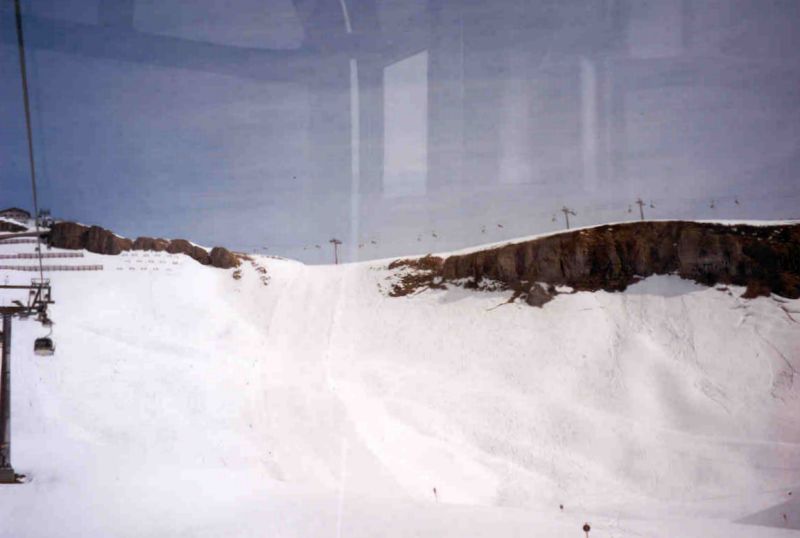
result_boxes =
[0,234,799,537]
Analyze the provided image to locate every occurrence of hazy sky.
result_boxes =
[2,0,799,263]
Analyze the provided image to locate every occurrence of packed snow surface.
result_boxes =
[0,234,799,537]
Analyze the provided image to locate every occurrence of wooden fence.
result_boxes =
[0,253,84,259]
[0,239,39,244]
[0,264,103,272]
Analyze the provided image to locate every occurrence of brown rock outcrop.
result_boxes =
[85,225,133,255]
[209,247,240,269]
[48,221,240,269]
[133,237,170,251]
[387,255,445,296]
[525,283,555,307]
[0,220,26,233]
[48,221,90,250]
[49,222,132,254]
[166,239,211,265]
[407,221,799,303]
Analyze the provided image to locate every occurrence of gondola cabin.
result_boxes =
[34,337,55,356]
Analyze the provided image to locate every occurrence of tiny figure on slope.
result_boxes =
[433,487,438,502]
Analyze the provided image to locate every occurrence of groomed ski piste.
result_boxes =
[0,221,799,537]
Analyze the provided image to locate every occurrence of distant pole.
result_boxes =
[329,238,342,264]
[560,206,576,230]
[635,198,645,221]
[0,314,15,483]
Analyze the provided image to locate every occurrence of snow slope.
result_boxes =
[0,234,799,537]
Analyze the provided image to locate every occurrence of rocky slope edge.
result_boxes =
[0,218,27,233]
[389,221,800,306]
[48,221,240,269]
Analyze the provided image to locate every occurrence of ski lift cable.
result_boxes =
[14,0,45,284]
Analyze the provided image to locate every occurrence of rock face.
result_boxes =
[209,246,239,269]
[133,237,169,251]
[0,220,26,233]
[48,221,93,250]
[85,225,133,255]
[49,221,132,254]
[166,239,211,265]
[525,283,554,307]
[387,255,445,297]
[430,221,800,302]
[48,221,240,269]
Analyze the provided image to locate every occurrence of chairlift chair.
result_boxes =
[34,337,55,356]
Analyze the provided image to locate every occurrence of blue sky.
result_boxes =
[2,0,799,263]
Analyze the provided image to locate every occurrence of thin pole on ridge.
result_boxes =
[329,238,342,264]
[560,206,576,230]
[635,198,646,221]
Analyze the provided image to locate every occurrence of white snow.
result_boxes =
[0,233,798,537]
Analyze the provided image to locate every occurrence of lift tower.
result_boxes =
[0,280,54,483]
[0,313,13,483]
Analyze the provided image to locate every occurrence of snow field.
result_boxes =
[0,232,798,537]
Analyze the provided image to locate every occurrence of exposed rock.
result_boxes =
[133,237,170,251]
[166,239,211,265]
[49,222,132,255]
[387,255,444,272]
[48,221,89,250]
[424,221,800,304]
[387,255,445,297]
[525,283,554,307]
[209,246,240,269]
[48,221,239,269]
[0,220,26,233]
[85,225,133,255]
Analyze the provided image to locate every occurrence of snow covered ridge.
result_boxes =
[388,220,800,306]
[46,220,240,269]
[0,217,28,233]
[1,224,799,536]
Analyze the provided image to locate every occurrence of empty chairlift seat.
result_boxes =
[34,337,55,356]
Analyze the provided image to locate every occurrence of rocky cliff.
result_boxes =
[48,221,240,269]
[390,221,800,306]
[0,219,27,233]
